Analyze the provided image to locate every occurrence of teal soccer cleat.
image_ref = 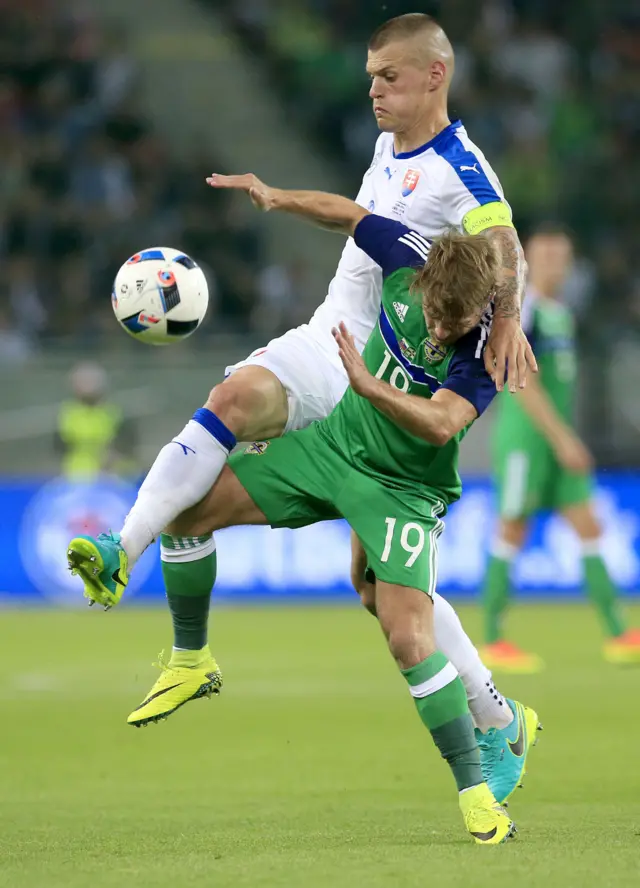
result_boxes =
[477,698,542,804]
[67,531,129,609]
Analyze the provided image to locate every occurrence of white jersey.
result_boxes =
[229,119,513,432]
[307,119,510,369]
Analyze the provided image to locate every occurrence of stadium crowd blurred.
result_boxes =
[0,0,306,360]
[215,0,639,337]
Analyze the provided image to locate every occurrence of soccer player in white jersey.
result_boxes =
[67,14,539,803]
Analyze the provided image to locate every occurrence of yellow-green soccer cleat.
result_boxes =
[67,531,129,609]
[128,649,223,727]
[459,782,516,845]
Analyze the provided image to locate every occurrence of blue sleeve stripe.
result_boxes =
[191,407,236,452]
[433,131,499,205]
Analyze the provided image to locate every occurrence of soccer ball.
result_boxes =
[112,247,208,345]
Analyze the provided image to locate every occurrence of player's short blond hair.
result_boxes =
[412,232,498,325]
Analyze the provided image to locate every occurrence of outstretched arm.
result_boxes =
[332,322,477,446]
[207,173,369,236]
[483,225,537,393]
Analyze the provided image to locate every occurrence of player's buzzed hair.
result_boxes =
[368,13,454,76]
[413,232,498,325]
[369,13,439,49]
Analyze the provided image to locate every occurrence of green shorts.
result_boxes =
[229,424,447,598]
[494,443,592,518]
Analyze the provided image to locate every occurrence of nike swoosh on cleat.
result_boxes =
[507,705,526,757]
[470,827,498,841]
[111,568,126,586]
[133,683,182,711]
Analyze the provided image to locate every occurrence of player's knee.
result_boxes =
[205,368,288,440]
[205,377,255,439]
[386,625,436,671]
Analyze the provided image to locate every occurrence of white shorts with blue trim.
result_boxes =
[225,324,348,433]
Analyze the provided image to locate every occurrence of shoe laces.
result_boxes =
[476,727,502,782]
[153,650,175,674]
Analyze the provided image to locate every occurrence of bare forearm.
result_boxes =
[517,378,575,447]
[362,379,453,446]
[270,189,368,236]
[486,226,527,321]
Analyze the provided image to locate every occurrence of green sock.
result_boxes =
[160,533,216,655]
[583,549,625,637]
[402,652,482,792]
[482,549,514,643]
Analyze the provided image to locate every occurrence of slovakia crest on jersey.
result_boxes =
[401,169,421,197]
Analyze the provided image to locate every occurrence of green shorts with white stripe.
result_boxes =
[229,422,447,598]
[494,442,592,518]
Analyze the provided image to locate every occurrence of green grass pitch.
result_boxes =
[0,602,639,888]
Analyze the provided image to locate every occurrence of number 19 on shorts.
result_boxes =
[381,517,425,567]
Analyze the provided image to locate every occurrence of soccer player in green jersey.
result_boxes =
[481,225,640,672]
[70,188,534,844]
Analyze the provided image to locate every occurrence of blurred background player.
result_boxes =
[481,225,640,671]
[56,362,137,480]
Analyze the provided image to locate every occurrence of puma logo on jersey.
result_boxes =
[384,166,395,180]
[393,301,409,322]
[460,163,480,174]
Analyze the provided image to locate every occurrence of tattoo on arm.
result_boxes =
[485,226,526,321]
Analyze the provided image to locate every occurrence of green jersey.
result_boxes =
[317,215,497,505]
[495,289,576,440]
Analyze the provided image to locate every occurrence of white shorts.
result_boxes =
[225,325,348,433]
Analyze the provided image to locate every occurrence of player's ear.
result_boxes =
[428,60,446,90]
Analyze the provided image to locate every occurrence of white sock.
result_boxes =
[581,537,602,558]
[433,592,513,732]
[121,408,235,567]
